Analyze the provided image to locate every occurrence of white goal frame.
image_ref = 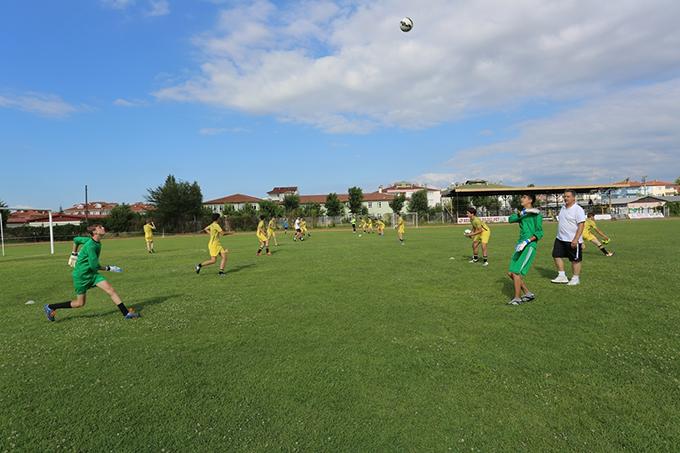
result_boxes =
[391,212,419,228]
[0,208,55,257]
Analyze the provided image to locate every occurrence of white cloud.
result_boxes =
[0,92,79,118]
[101,0,135,10]
[154,0,680,133]
[146,0,169,17]
[418,79,680,186]
[113,98,147,107]
[199,127,249,135]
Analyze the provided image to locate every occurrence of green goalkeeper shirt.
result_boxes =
[508,212,544,243]
[72,236,102,282]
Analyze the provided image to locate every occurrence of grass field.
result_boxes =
[1,219,680,451]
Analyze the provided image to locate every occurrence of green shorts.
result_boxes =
[73,274,107,295]
[508,244,537,276]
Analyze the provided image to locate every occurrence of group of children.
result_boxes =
[464,195,615,305]
[354,216,386,236]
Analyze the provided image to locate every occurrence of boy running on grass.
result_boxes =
[257,215,271,256]
[44,224,138,321]
[376,218,385,236]
[143,218,156,253]
[195,213,228,276]
[464,207,491,266]
[507,194,544,306]
[582,212,614,256]
[396,213,405,245]
[267,217,279,246]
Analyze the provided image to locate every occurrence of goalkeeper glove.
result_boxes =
[520,208,540,216]
[68,252,78,267]
[106,265,122,273]
[602,238,610,245]
[515,239,531,252]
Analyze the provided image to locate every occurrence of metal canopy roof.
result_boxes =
[442,184,627,198]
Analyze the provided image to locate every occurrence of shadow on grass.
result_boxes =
[535,266,557,279]
[227,263,256,274]
[58,294,181,321]
[497,276,514,298]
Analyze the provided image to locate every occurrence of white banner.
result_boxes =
[628,212,664,219]
[457,215,510,224]
[594,214,612,221]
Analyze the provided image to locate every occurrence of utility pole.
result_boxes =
[85,185,89,224]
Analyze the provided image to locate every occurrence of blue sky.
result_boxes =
[2,0,679,210]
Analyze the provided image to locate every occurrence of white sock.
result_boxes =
[571,275,580,281]
[558,271,566,277]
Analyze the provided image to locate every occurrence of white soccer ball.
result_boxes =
[464,229,472,235]
[400,17,413,32]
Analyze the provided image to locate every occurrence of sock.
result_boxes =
[219,269,225,274]
[266,247,269,253]
[257,248,262,254]
[473,255,479,261]
[599,247,609,255]
[117,303,129,316]
[198,263,202,268]
[571,275,580,281]
[558,271,566,277]
[483,256,488,263]
[48,301,72,310]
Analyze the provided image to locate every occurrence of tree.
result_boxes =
[408,189,429,217]
[0,199,8,230]
[668,201,680,217]
[325,193,343,217]
[347,187,364,214]
[259,200,283,218]
[675,177,680,186]
[301,203,324,218]
[282,194,300,214]
[472,196,501,215]
[107,204,137,232]
[389,193,406,213]
[146,175,204,232]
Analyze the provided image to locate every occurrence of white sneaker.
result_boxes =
[551,274,569,284]
[567,278,580,286]
[482,262,489,267]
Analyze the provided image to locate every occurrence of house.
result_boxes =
[297,191,395,217]
[130,202,156,215]
[609,195,680,218]
[64,201,117,218]
[610,179,678,198]
[267,186,299,202]
[203,194,262,213]
[381,182,442,207]
[6,210,51,228]
[6,210,83,227]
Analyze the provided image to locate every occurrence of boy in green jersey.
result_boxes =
[507,194,543,306]
[44,224,139,321]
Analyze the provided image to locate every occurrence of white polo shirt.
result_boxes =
[294,219,300,230]
[557,203,587,243]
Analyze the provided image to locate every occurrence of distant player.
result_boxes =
[376,218,385,236]
[360,217,367,233]
[366,217,373,234]
[351,215,357,233]
[294,217,303,241]
[143,218,156,253]
[267,217,279,246]
[43,224,139,321]
[301,218,310,237]
[507,195,544,305]
[282,217,289,235]
[257,215,271,256]
[395,213,405,245]
[195,213,228,276]
[464,207,491,266]
[582,212,614,256]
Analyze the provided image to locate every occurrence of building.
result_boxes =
[381,182,442,207]
[6,210,51,228]
[130,202,156,215]
[267,186,299,202]
[64,201,117,218]
[360,191,395,217]
[610,179,679,198]
[6,210,83,227]
[203,194,262,213]
[610,195,680,218]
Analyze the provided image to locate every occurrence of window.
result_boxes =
[378,202,382,208]
[368,202,372,208]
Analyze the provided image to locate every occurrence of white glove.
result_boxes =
[106,265,122,273]
[68,252,78,267]
[515,239,531,252]
[521,208,540,216]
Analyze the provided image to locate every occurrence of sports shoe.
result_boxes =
[43,304,55,322]
[508,298,523,306]
[521,292,535,303]
[468,259,478,263]
[219,271,226,277]
[482,261,489,267]
[567,278,580,286]
[551,274,569,284]
[195,264,201,274]
[124,310,140,320]
[606,252,614,257]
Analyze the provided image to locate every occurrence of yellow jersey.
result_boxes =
[143,223,155,239]
[208,222,223,246]
[267,219,276,231]
[397,217,405,232]
[583,218,597,240]
[470,217,489,232]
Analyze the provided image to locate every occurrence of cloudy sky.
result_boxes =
[2,0,679,209]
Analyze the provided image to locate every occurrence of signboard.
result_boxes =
[628,212,664,219]
[457,216,510,224]
[594,214,612,221]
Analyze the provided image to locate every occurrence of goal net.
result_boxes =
[391,212,419,228]
[0,208,55,257]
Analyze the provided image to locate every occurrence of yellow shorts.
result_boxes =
[209,243,225,257]
[583,233,596,242]
[257,233,268,242]
[397,227,405,234]
[267,229,275,237]
[474,230,491,244]
[145,237,153,242]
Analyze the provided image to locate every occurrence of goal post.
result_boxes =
[0,208,55,257]
[391,211,419,228]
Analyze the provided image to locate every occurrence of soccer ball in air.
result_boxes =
[400,17,413,32]
[464,229,472,235]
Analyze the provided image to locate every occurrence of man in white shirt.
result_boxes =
[551,189,586,286]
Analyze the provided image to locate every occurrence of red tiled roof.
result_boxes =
[130,202,155,213]
[299,194,349,204]
[267,186,298,194]
[7,210,50,224]
[204,193,262,204]
[64,201,118,212]
[363,191,396,202]
[612,179,676,187]
[383,183,438,192]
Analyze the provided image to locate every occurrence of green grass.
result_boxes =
[1,220,680,451]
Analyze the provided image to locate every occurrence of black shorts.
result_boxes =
[552,239,583,262]
[296,228,301,233]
